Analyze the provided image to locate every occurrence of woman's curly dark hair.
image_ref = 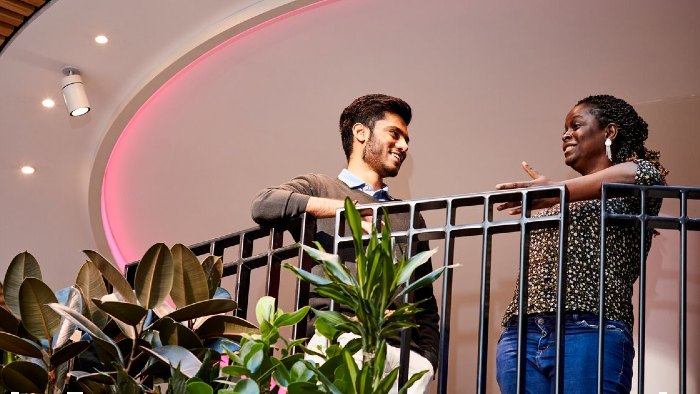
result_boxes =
[577,94,668,182]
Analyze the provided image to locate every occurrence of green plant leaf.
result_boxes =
[231,379,260,394]
[75,260,109,328]
[358,363,373,394]
[202,255,223,298]
[395,248,437,286]
[187,380,214,394]
[344,197,367,270]
[163,298,238,322]
[50,340,90,367]
[170,244,209,308]
[134,243,174,309]
[47,302,123,361]
[287,381,324,394]
[19,277,61,340]
[0,305,19,334]
[92,298,148,326]
[221,364,250,377]
[341,349,359,393]
[396,369,428,394]
[301,247,355,287]
[0,331,43,358]
[290,360,314,382]
[312,309,354,327]
[313,315,339,341]
[3,251,42,317]
[302,359,344,394]
[194,314,258,339]
[397,266,451,298]
[255,295,276,325]
[143,345,202,379]
[270,358,291,386]
[83,249,138,304]
[1,360,48,392]
[114,362,145,393]
[376,367,398,394]
[283,262,332,286]
[273,306,309,328]
[243,342,264,373]
[168,366,189,394]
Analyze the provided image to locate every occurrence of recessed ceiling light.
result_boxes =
[95,35,109,44]
[42,98,55,108]
[21,166,35,175]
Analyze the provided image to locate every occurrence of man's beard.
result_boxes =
[362,132,400,178]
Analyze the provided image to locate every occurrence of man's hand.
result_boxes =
[307,197,376,233]
[495,161,560,214]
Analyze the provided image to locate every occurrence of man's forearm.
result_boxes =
[305,196,346,218]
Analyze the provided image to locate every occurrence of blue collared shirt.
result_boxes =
[338,169,394,202]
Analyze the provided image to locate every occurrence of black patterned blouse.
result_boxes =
[502,159,664,329]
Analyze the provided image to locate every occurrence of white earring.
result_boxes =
[605,138,612,161]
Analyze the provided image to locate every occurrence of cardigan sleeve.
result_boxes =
[251,174,319,225]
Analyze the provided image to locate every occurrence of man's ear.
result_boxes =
[606,123,618,142]
[353,123,367,143]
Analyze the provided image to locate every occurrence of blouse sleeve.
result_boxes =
[634,159,664,187]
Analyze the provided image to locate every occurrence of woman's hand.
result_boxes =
[495,161,560,214]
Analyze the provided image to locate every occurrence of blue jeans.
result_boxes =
[496,313,634,394]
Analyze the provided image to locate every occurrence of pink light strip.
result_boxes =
[101,0,334,271]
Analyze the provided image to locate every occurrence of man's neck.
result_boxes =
[347,161,382,190]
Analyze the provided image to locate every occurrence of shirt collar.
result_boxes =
[338,169,394,201]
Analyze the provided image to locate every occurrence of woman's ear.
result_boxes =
[353,122,367,143]
[606,123,619,141]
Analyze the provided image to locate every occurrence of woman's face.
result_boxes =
[562,104,610,175]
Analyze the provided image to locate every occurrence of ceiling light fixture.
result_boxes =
[41,98,55,108]
[61,66,90,117]
[95,35,109,44]
[21,166,35,175]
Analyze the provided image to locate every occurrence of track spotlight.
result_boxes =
[61,66,90,116]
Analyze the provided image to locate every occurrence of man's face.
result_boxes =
[362,112,410,178]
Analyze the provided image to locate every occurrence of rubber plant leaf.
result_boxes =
[19,277,61,340]
[134,243,174,309]
[75,260,109,328]
[170,244,209,308]
[1,360,48,393]
[3,251,42,317]
[83,249,137,304]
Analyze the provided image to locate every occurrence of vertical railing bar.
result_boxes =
[236,232,253,319]
[330,207,344,314]
[265,227,283,299]
[597,185,608,394]
[515,190,530,394]
[680,191,688,393]
[638,189,648,394]
[437,200,455,394]
[553,185,568,394]
[476,196,492,394]
[293,214,315,340]
[399,201,418,388]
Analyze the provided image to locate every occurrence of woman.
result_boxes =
[494,95,668,393]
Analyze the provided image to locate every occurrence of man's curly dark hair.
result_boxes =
[577,94,668,182]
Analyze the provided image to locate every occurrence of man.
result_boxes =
[251,94,439,393]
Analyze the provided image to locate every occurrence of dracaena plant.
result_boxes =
[216,296,312,394]
[0,243,258,393]
[284,197,454,394]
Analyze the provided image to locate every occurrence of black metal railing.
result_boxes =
[123,183,698,393]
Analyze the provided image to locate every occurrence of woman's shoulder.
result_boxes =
[632,159,665,186]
